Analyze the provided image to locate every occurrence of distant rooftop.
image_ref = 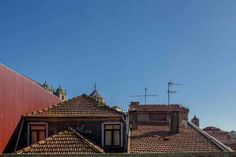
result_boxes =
[129,102,189,112]
[24,94,124,118]
[129,122,231,153]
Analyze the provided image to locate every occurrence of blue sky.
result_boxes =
[1,0,236,131]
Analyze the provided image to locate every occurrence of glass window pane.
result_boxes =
[31,131,38,144]
[113,130,120,145]
[105,131,112,146]
[113,125,120,129]
[105,125,112,129]
[39,131,45,141]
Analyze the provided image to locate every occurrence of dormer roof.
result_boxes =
[23,94,124,118]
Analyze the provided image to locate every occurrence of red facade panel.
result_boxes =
[0,64,62,153]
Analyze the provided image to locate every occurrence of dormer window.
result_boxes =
[28,123,48,145]
[104,124,120,146]
[102,122,123,147]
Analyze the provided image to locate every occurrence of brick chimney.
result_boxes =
[130,102,139,108]
[170,111,179,134]
[129,110,137,130]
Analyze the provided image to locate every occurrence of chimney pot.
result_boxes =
[130,102,139,106]
[170,111,179,134]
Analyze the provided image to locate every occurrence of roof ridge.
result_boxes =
[101,104,125,115]
[17,127,105,154]
[68,127,104,153]
[23,95,124,118]
[187,121,233,152]
[74,94,124,116]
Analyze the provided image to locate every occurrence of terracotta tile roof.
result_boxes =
[203,126,236,151]
[24,94,124,118]
[228,143,236,151]
[129,124,227,153]
[17,128,104,154]
[130,104,189,112]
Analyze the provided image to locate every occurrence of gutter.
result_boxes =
[187,121,233,152]
[14,117,25,152]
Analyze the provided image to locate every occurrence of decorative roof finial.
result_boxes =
[94,83,97,92]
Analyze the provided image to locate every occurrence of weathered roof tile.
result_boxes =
[129,124,226,153]
[130,104,189,112]
[17,128,104,154]
[24,94,123,118]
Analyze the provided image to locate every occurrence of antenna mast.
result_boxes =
[167,81,181,105]
[129,88,158,105]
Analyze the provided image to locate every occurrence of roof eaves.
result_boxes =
[23,95,124,118]
[133,104,189,111]
[83,94,125,116]
[188,121,233,152]
[102,105,125,116]
[24,114,123,118]
[23,102,65,117]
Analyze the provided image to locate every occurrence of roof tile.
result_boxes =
[17,128,104,154]
[25,94,123,118]
[130,104,189,112]
[130,124,224,153]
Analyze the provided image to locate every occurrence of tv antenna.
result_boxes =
[129,88,158,105]
[168,81,182,105]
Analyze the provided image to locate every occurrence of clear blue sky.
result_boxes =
[1,0,236,131]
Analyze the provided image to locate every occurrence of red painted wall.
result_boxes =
[0,64,62,153]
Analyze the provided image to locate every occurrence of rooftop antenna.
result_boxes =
[168,81,182,105]
[129,88,158,105]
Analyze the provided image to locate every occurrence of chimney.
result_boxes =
[130,102,139,107]
[129,109,137,130]
[191,115,200,127]
[170,111,179,134]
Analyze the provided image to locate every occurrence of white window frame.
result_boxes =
[101,122,123,147]
[27,122,48,145]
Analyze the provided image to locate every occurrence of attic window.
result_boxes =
[28,123,48,145]
[102,122,123,147]
[104,124,121,146]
